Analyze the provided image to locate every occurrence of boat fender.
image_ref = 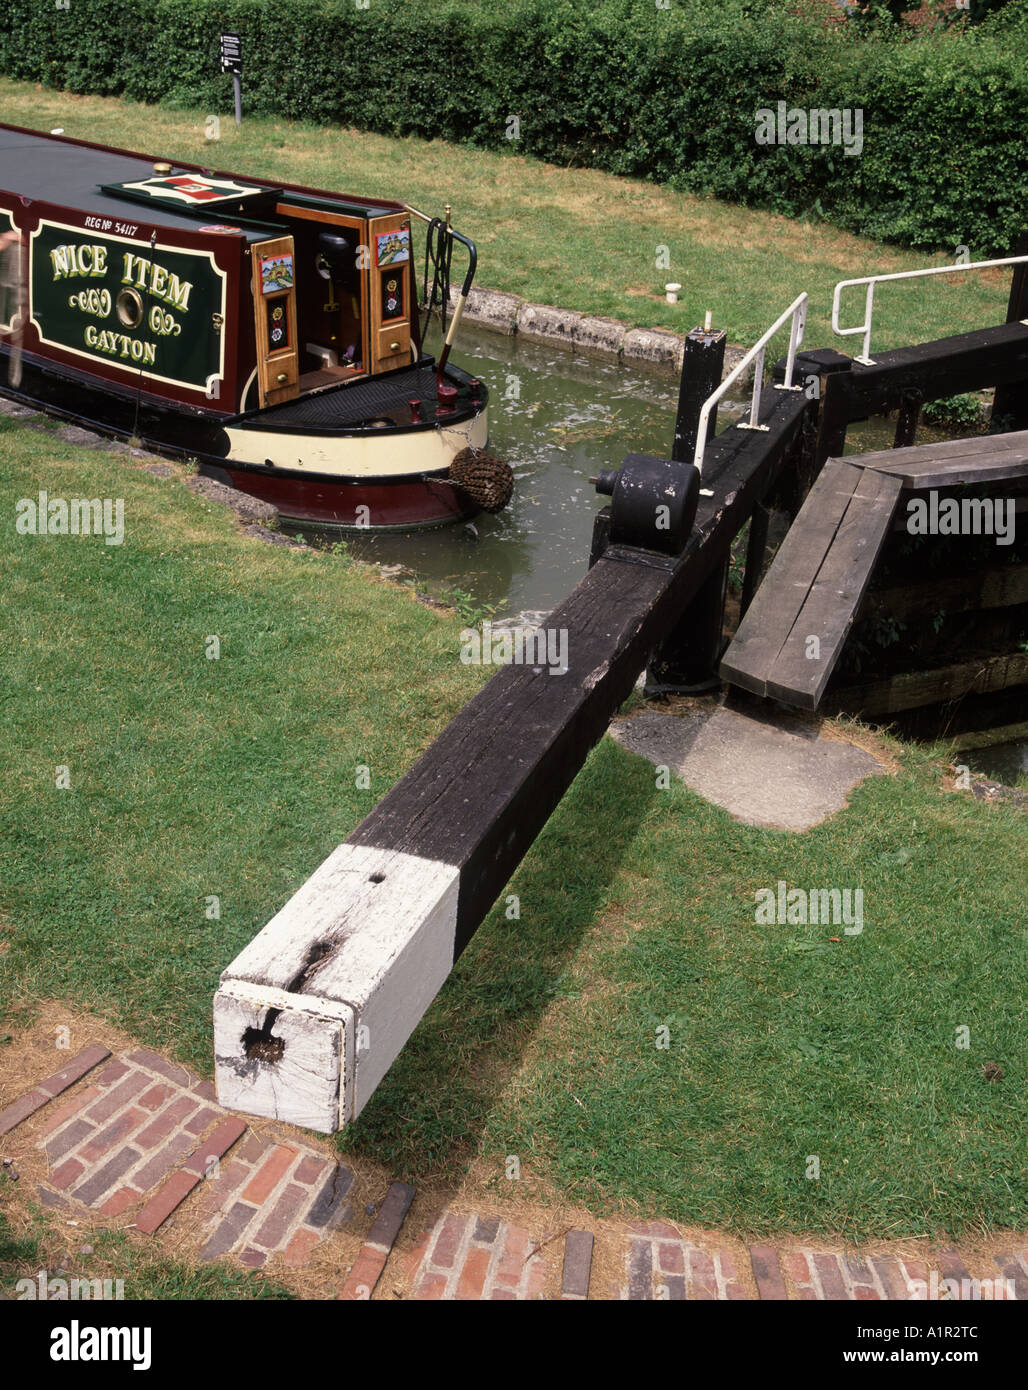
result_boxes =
[448,448,514,513]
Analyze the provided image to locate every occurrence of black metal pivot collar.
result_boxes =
[593,453,701,555]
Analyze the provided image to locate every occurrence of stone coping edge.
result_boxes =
[446,285,752,381]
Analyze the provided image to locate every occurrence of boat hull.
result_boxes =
[0,345,489,530]
[203,460,478,530]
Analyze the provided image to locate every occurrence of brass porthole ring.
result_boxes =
[115,287,144,329]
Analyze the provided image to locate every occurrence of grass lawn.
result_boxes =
[1,410,1025,1244]
[0,78,1015,359]
[0,417,484,1068]
[347,729,1026,1242]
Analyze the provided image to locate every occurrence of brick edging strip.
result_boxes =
[338,1182,416,1300]
[748,1244,789,1300]
[134,1118,247,1234]
[5,1045,1025,1300]
[561,1230,594,1300]
[0,1045,111,1137]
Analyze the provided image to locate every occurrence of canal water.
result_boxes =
[306,323,700,620]
[296,321,907,621]
[956,734,1028,788]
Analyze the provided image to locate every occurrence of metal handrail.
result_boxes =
[693,293,807,474]
[832,255,1028,365]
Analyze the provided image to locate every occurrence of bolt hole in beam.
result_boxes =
[240,1023,284,1061]
[242,1013,285,1064]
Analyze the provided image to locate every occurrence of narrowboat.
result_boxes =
[0,122,509,529]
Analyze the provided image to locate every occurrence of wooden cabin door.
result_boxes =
[251,236,299,407]
[367,213,412,374]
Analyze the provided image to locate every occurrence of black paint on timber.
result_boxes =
[350,387,812,956]
[836,683,1028,740]
[848,322,1028,406]
[648,327,729,690]
[739,502,770,618]
[720,430,1028,710]
[813,323,1028,473]
[588,505,612,569]
[832,650,1028,717]
[861,564,1028,621]
[672,328,726,462]
[993,232,1028,431]
[893,391,922,450]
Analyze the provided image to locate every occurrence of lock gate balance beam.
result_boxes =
[214,385,812,1132]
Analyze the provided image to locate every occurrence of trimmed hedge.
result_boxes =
[1,0,1025,255]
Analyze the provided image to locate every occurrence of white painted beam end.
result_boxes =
[214,982,352,1133]
[214,845,460,1132]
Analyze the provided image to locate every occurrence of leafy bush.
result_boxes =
[922,393,987,429]
[1,0,1025,254]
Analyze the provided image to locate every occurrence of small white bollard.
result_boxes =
[665,282,682,304]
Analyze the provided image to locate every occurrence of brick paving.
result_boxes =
[622,1222,746,1301]
[400,1222,1027,1302]
[763,1246,1024,1303]
[405,1210,548,1299]
[561,1229,593,1300]
[2,1042,1026,1300]
[338,1184,416,1301]
[0,1045,369,1283]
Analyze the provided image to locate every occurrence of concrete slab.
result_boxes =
[609,705,888,831]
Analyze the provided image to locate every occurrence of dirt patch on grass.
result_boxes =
[0,999,122,1110]
[818,714,903,775]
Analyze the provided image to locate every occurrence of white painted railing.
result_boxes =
[832,255,1028,366]
[693,293,807,474]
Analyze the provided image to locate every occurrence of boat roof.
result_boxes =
[0,124,402,242]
